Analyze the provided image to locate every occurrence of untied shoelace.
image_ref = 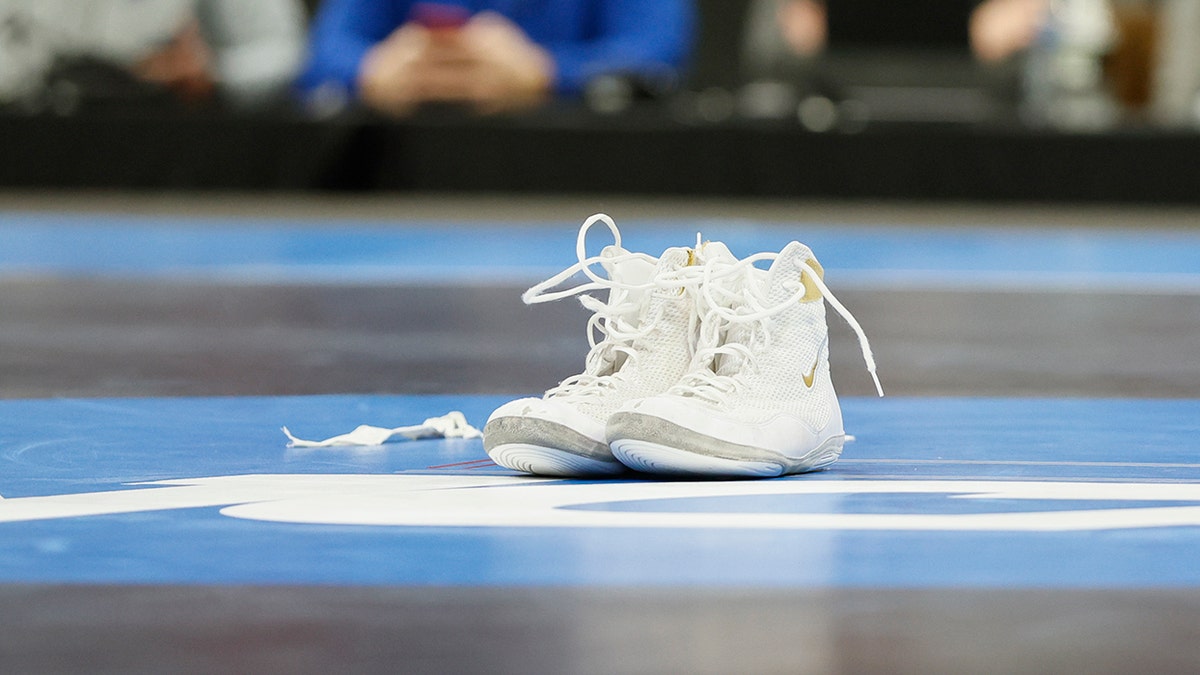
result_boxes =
[694,249,885,398]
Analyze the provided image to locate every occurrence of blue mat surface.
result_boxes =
[2,395,1197,587]
[3,212,1199,291]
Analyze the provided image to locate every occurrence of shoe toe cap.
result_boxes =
[487,397,545,423]
[486,397,606,444]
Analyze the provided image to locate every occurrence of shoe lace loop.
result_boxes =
[522,214,656,304]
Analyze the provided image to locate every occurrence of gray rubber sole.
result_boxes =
[483,416,624,477]
[607,411,844,477]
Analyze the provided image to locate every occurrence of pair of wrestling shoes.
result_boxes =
[483,214,883,479]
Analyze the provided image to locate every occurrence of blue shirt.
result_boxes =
[300,0,695,97]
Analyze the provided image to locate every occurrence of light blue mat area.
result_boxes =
[2,212,1199,290]
[1,395,1197,587]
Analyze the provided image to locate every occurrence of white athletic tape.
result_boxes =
[282,411,481,447]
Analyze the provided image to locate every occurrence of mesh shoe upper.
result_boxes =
[608,240,882,476]
[686,241,837,427]
[552,245,703,422]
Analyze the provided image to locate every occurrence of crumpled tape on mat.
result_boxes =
[282,411,481,448]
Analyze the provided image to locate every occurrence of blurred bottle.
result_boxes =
[1022,0,1118,130]
[1152,0,1200,127]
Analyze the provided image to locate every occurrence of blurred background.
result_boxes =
[1,0,1197,202]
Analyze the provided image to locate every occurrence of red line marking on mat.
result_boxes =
[427,459,497,470]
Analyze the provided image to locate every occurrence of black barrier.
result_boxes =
[2,104,1199,203]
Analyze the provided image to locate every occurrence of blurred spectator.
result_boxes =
[0,0,306,112]
[739,0,1032,127]
[298,0,695,116]
[738,0,1160,131]
[970,0,1050,63]
[743,0,1048,74]
[741,0,823,81]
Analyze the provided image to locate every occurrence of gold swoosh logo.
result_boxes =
[802,337,827,388]
[802,357,818,388]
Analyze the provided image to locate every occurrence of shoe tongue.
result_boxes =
[696,240,736,265]
[656,246,692,274]
[643,246,692,308]
[600,245,656,288]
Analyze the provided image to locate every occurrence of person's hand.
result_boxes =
[454,11,554,114]
[778,0,828,58]
[358,22,433,116]
[357,12,553,116]
[970,0,1051,63]
[133,19,215,103]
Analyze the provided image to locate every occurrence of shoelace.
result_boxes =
[522,214,716,401]
[675,250,884,401]
[522,214,655,304]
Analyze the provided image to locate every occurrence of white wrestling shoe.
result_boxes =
[483,215,736,477]
[608,240,883,478]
